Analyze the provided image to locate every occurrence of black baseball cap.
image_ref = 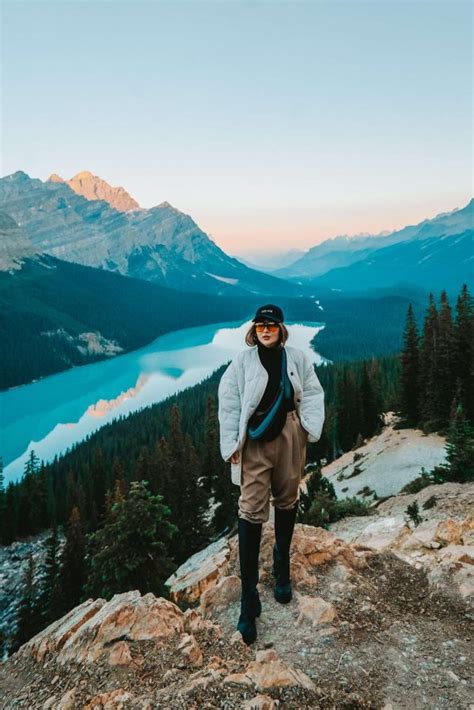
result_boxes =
[252,304,284,324]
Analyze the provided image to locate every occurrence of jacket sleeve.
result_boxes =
[217,359,242,462]
[300,354,325,443]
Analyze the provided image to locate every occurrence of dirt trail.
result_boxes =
[210,549,473,709]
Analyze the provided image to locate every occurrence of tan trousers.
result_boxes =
[238,410,308,524]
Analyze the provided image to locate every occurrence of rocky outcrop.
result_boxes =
[225,648,315,692]
[166,536,232,605]
[0,211,36,271]
[2,483,473,709]
[166,524,368,610]
[49,171,140,212]
[6,589,325,708]
[20,592,186,665]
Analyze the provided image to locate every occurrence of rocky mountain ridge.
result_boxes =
[276,199,473,293]
[48,172,140,212]
[0,171,301,297]
[0,211,37,271]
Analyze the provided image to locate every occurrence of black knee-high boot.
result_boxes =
[237,517,262,645]
[273,502,298,603]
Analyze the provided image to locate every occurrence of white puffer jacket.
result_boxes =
[217,345,325,485]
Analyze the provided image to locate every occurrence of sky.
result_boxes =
[1,0,472,255]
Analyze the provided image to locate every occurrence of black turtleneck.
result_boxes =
[247,340,295,441]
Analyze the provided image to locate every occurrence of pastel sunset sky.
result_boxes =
[2,0,472,255]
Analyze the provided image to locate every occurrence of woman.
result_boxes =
[217,304,325,645]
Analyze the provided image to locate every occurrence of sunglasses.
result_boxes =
[255,322,279,333]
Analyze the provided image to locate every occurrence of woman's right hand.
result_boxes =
[230,450,240,464]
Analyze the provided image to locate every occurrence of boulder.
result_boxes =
[295,594,337,628]
[183,608,222,637]
[389,518,474,600]
[353,517,409,552]
[107,640,133,667]
[434,518,473,546]
[243,648,315,692]
[19,598,105,662]
[200,575,241,617]
[177,633,203,667]
[20,591,185,665]
[250,524,368,591]
[166,536,232,604]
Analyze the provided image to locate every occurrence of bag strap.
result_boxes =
[247,349,290,440]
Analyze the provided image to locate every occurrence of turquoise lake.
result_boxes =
[0,318,325,485]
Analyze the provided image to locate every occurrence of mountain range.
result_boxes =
[275,200,473,293]
[0,171,302,297]
[1,170,471,297]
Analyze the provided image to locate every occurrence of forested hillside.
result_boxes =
[0,254,253,391]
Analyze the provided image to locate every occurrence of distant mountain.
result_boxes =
[0,211,36,271]
[234,248,307,272]
[48,170,140,212]
[0,171,301,297]
[313,228,473,294]
[276,200,473,282]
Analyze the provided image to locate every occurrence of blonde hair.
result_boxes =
[245,322,289,348]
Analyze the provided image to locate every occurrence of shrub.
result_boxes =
[299,469,371,529]
[405,500,422,527]
[423,495,437,510]
[401,468,433,494]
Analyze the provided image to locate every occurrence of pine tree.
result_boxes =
[36,526,62,627]
[360,361,383,438]
[2,483,19,544]
[438,402,474,483]
[57,507,86,615]
[176,433,212,561]
[436,291,456,427]
[0,627,7,660]
[212,463,239,536]
[199,395,238,534]
[18,450,42,536]
[201,396,220,495]
[418,294,439,429]
[87,446,108,529]
[150,436,173,498]
[133,445,151,483]
[105,477,127,515]
[165,404,211,563]
[453,284,474,423]
[335,368,362,451]
[11,551,43,652]
[0,457,5,544]
[405,500,422,527]
[84,481,176,600]
[399,303,420,426]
